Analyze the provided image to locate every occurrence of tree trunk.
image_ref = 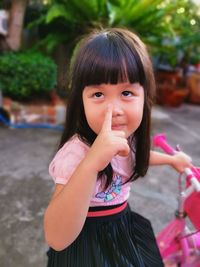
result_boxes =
[6,0,28,51]
[54,43,73,97]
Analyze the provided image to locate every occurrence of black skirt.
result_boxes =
[46,203,164,267]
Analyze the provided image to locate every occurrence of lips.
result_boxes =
[111,124,126,130]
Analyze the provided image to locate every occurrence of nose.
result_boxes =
[111,101,124,117]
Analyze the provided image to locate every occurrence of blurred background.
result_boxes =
[0,0,200,116]
[0,0,200,266]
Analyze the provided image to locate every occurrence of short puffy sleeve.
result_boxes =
[49,136,89,184]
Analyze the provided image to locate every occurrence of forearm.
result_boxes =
[150,150,192,173]
[149,150,173,166]
[44,157,98,251]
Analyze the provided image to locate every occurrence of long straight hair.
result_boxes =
[59,28,155,189]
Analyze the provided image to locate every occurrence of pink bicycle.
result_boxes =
[153,134,200,267]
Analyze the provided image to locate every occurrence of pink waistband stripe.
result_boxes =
[87,202,128,217]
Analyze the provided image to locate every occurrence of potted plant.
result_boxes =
[155,66,189,107]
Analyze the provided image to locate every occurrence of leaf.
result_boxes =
[46,4,76,23]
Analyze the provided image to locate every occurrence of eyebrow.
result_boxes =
[87,83,132,89]
[86,85,104,90]
[85,83,141,92]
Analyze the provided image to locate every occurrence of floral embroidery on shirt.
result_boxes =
[95,174,123,202]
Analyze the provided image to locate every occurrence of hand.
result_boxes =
[171,151,192,173]
[85,105,130,172]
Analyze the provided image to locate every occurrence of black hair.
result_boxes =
[59,28,155,189]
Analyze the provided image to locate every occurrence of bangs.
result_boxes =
[76,32,146,88]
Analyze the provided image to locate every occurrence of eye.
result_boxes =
[93,92,103,98]
[122,91,134,97]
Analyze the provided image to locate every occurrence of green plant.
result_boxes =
[29,0,199,53]
[154,0,200,68]
[0,51,57,100]
[27,0,200,91]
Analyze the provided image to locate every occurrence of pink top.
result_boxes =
[49,135,135,207]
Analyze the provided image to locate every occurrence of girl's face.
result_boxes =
[82,82,144,138]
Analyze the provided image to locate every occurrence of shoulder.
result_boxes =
[62,134,89,151]
[54,135,89,159]
[49,135,90,184]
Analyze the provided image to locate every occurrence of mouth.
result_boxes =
[111,124,126,130]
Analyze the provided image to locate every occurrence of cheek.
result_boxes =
[83,104,103,134]
[130,100,144,127]
[86,113,103,134]
[138,102,144,124]
[138,95,144,118]
[82,93,106,134]
[131,109,143,127]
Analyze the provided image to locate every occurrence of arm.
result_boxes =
[44,106,129,251]
[150,150,192,173]
[44,156,98,251]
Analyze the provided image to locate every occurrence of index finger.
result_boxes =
[101,104,113,132]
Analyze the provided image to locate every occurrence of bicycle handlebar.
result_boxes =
[153,133,200,191]
[152,134,176,155]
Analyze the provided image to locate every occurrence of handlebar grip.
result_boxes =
[153,134,200,180]
[152,134,176,155]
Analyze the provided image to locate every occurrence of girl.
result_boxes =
[44,28,191,267]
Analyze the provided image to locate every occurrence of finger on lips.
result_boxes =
[102,104,113,131]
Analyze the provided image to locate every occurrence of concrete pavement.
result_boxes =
[0,103,199,267]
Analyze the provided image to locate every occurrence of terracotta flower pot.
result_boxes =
[155,69,189,107]
[157,87,189,107]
